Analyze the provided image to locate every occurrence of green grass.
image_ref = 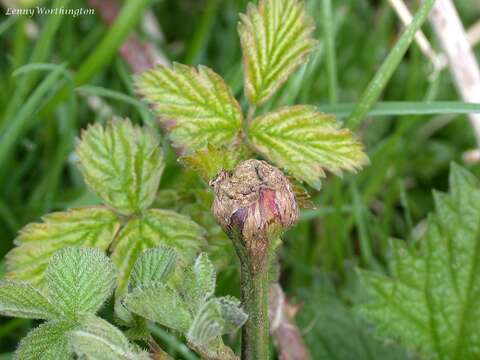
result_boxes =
[1,0,480,358]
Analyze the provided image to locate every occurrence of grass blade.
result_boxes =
[319,101,480,118]
[345,0,437,129]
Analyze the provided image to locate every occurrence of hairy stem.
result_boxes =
[240,261,269,360]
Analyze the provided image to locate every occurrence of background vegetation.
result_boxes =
[1,0,480,358]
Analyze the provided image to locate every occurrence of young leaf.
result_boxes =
[45,247,116,319]
[359,164,480,360]
[217,296,248,333]
[180,144,245,182]
[6,207,118,285]
[129,246,178,289]
[182,253,216,313]
[123,283,192,333]
[15,320,74,360]
[238,0,317,106]
[69,315,150,360]
[0,281,57,319]
[248,106,368,189]
[76,118,164,215]
[187,299,225,347]
[135,63,243,154]
[111,209,204,294]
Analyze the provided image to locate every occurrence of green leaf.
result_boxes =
[180,144,245,182]
[111,209,204,294]
[69,315,150,360]
[0,281,57,320]
[217,296,248,333]
[248,105,368,189]
[187,299,224,347]
[45,247,116,319]
[6,207,118,285]
[15,320,74,360]
[76,118,164,215]
[238,0,317,106]
[124,283,192,333]
[129,246,178,289]
[186,298,244,360]
[135,63,243,153]
[182,253,216,313]
[359,164,480,360]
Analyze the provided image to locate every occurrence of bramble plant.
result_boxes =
[135,0,367,358]
[3,0,369,359]
[4,0,480,358]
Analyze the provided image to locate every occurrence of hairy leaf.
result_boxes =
[182,253,216,313]
[360,164,480,360]
[124,283,192,333]
[111,209,204,294]
[0,281,57,319]
[187,299,224,347]
[45,247,116,319]
[180,144,245,182]
[69,315,150,360]
[249,106,368,189]
[76,118,164,215]
[135,63,243,153]
[6,207,118,285]
[238,0,317,105]
[15,320,74,360]
[129,246,178,289]
[217,296,248,333]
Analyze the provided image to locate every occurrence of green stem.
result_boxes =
[345,0,437,130]
[240,262,269,360]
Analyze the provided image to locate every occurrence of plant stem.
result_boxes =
[240,261,269,360]
[345,0,437,130]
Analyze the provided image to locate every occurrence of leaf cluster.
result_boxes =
[0,247,149,360]
[6,119,204,295]
[136,0,368,189]
[123,247,247,360]
[1,245,247,360]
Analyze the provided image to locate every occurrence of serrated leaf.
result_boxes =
[129,246,178,289]
[111,209,203,295]
[182,253,216,313]
[15,320,74,360]
[6,207,118,285]
[135,63,243,154]
[288,177,315,209]
[123,283,192,333]
[69,315,150,360]
[187,299,224,348]
[76,118,164,215]
[0,281,57,319]
[45,247,116,319]
[217,296,248,333]
[180,144,245,182]
[238,0,317,106]
[360,164,480,360]
[249,106,368,189]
